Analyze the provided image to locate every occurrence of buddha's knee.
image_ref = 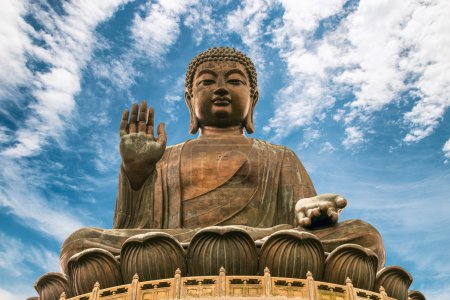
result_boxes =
[303,219,385,269]
[60,227,115,274]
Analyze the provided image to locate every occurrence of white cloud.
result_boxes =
[95,0,202,91]
[342,126,365,149]
[92,57,139,90]
[131,0,196,62]
[443,139,450,161]
[226,0,273,71]
[1,0,129,157]
[0,126,12,144]
[0,232,59,299]
[161,76,185,122]
[401,0,450,142]
[0,158,85,241]
[0,233,59,277]
[319,141,336,154]
[183,1,215,46]
[421,285,450,300]
[264,0,450,145]
[298,128,320,148]
[0,0,32,99]
[266,0,345,140]
[0,287,32,300]
[0,0,128,245]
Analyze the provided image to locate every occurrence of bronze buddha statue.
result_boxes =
[59,47,386,292]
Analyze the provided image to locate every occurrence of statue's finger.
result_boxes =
[146,107,155,137]
[319,202,329,212]
[327,207,339,223]
[129,103,139,133]
[138,100,147,132]
[156,122,167,146]
[300,217,311,228]
[335,196,347,209]
[296,210,305,225]
[306,207,320,219]
[119,109,129,137]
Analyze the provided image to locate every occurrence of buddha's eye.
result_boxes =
[198,79,215,86]
[228,79,245,86]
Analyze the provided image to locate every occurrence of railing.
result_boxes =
[62,267,395,300]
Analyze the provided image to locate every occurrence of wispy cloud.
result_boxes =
[162,76,185,122]
[0,286,33,300]
[0,232,59,299]
[298,128,321,149]
[342,126,365,149]
[1,0,129,157]
[131,0,196,63]
[263,0,450,146]
[319,141,336,154]
[226,0,273,72]
[266,0,346,140]
[443,138,450,163]
[0,1,128,242]
[93,0,202,92]
[0,232,59,277]
[0,158,85,241]
[0,0,32,99]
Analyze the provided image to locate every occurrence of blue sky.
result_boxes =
[0,0,449,299]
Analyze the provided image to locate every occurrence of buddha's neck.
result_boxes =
[199,126,245,138]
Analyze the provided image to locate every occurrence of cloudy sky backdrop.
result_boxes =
[0,0,449,299]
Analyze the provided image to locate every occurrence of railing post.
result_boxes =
[263,267,272,297]
[379,286,389,300]
[219,266,226,297]
[128,274,139,300]
[174,268,182,299]
[306,271,316,300]
[345,277,357,300]
[91,282,100,300]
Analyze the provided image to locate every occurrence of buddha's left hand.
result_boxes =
[295,194,347,228]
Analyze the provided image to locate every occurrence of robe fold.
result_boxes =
[61,138,385,273]
[113,138,316,229]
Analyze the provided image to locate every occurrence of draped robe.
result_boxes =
[113,137,316,229]
[60,137,385,273]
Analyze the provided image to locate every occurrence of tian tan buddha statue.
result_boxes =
[34,48,422,300]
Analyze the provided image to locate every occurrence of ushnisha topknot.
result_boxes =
[185,47,258,99]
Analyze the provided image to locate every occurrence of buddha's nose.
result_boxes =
[214,77,229,96]
[214,87,229,96]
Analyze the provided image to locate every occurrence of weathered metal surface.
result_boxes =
[68,248,123,295]
[120,232,187,282]
[374,266,413,300]
[34,272,72,300]
[258,230,325,280]
[323,244,378,291]
[187,226,258,276]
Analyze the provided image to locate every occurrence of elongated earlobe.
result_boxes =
[244,91,259,134]
[185,91,199,134]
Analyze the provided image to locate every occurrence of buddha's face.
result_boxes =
[189,61,252,129]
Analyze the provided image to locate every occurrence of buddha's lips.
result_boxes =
[212,97,231,105]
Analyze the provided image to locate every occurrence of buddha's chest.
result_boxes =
[180,138,256,200]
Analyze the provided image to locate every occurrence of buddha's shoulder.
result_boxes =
[249,138,294,155]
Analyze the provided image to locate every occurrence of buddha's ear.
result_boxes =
[244,90,259,134]
[185,90,199,134]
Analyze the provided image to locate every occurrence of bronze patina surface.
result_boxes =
[49,47,403,299]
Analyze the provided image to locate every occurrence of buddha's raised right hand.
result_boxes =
[120,101,166,190]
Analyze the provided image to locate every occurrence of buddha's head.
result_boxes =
[185,47,259,134]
